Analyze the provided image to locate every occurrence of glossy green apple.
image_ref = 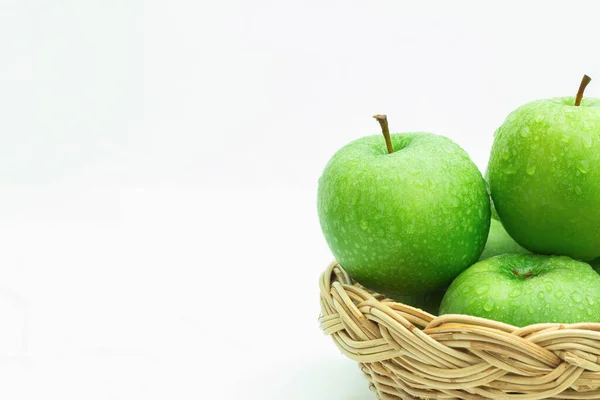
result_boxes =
[488,76,600,260]
[318,117,490,296]
[479,219,529,261]
[440,254,600,327]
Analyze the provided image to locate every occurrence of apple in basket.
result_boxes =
[440,254,600,327]
[317,115,490,299]
[488,75,600,261]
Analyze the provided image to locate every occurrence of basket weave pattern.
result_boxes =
[319,261,600,399]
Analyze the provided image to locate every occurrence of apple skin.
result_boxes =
[488,97,600,260]
[479,219,530,261]
[440,254,600,327]
[318,133,490,296]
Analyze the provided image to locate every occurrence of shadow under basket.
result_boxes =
[319,261,600,400]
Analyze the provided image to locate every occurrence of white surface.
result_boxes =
[0,187,371,399]
[2,0,600,398]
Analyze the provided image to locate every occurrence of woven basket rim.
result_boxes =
[319,260,600,400]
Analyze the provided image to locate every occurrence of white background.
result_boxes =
[1,1,600,399]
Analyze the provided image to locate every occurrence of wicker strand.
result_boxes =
[319,261,600,399]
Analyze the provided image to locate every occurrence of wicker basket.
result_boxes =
[319,260,600,399]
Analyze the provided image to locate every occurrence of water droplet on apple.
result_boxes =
[587,308,593,316]
[526,165,536,175]
[571,292,583,303]
[587,296,596,306]
[527,305,535,314]
[575,186,583,196]
[561,134,570,143]
[519,127,531,137]
[360,220,369,230]
[476,285,490,295]
[583,135,593,148]
[509,288,522,298]
[554,290,564,299]
[552,317,558,322]
[537,291,545,299]
[483,299,494,312]
[525,286,534,295]
[577,160,590,174]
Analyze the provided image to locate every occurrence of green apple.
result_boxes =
[440,254,600,327]
[479,219,529,260]
[488,75,600,260]
[318,115,490,297]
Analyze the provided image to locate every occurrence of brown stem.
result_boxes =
[513,269,533,279]
[373,114,393,154]
[575,74,592,106]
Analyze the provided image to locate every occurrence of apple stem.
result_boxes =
[513,269,533,279]
[373,114,393,154]
[575,74,592,106]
